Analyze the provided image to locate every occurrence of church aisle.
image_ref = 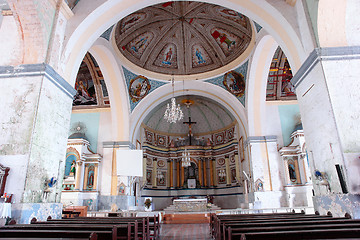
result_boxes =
[159,223,213,240]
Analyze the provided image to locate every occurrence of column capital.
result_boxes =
[0,63,76,98]
[103,141,135,149]
[245,136,277,146]
[291,46,360,89]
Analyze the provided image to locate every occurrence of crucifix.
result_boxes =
[183,117,197,145]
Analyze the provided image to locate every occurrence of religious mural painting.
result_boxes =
[127,32,154,59]
[129,75,151,103]
[217,6,248,28]
[192,44,211,68]
[116,2,252,75]
[266,47,296,100]
[73,53,110,107]
[211,28,239,56]
[74,61,97,106]
[154,44,178,69]
[205,60,248,107]
[120,12,146,34]
[223,70,246,98]
[123,67,167,111]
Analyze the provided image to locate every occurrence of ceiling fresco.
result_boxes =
[205,60,248,107]
[143,95,235,135]
[115,1,252,75]
[123,67,167,111]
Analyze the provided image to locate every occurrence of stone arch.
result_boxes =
[129,80,248,145]
[246,34,278,136]
[88,38,130,141]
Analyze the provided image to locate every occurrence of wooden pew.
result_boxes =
[46,214,160,240]
[35,217,142,240]
[231,228,360,240]
[225,221,360,239]
[213,214,334,239]
[0,229,99,239]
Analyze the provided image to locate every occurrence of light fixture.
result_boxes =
[164,75,183,123]
[219,169,226,177]
[182,148,191,167]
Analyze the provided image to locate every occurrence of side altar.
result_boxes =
[173,198,207,212]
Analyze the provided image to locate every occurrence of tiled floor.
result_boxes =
[159,223,213,240]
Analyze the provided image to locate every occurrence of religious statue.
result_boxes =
[70,161,76,177]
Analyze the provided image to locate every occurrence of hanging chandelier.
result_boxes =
[164,76,183,123]
[182,148,191,167]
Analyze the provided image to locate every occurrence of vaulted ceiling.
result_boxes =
[114,1,252,75]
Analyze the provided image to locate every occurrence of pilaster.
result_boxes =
[291,46,360,217]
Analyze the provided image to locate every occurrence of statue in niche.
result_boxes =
[70,161,76,177]
[288,163,297,182]
[188,163,195,178]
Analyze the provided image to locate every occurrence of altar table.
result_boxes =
[173,198,207,212]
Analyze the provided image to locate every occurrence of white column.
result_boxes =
[291,47,360,216]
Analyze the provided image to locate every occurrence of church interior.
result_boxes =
[0,0,360,237]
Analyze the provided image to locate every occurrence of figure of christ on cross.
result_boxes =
[183,117,197,145]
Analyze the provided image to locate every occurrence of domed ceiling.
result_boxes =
[143,95,235,135]
[115,1,252,75]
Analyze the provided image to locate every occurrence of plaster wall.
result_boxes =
[263,104,283,145]
[252,191,288,209]
[0,16,22,66]
[24,74,73,203]
[295,62,343,195]
[249,141,270,191]
[97,110,112,155]
[345,0,360,46]
[267,141,285,191]
[99,147,113,196]
[321,57,360,193]
[0,68,73,215]
[69,112,100,153]
[0,75,42,203]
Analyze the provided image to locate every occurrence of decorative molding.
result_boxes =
[0,63,76,98]
[291,46,360,89]
[245,135,277,146]
[103,141,136,149]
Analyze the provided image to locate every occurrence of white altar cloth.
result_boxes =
[0,203,11,218]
